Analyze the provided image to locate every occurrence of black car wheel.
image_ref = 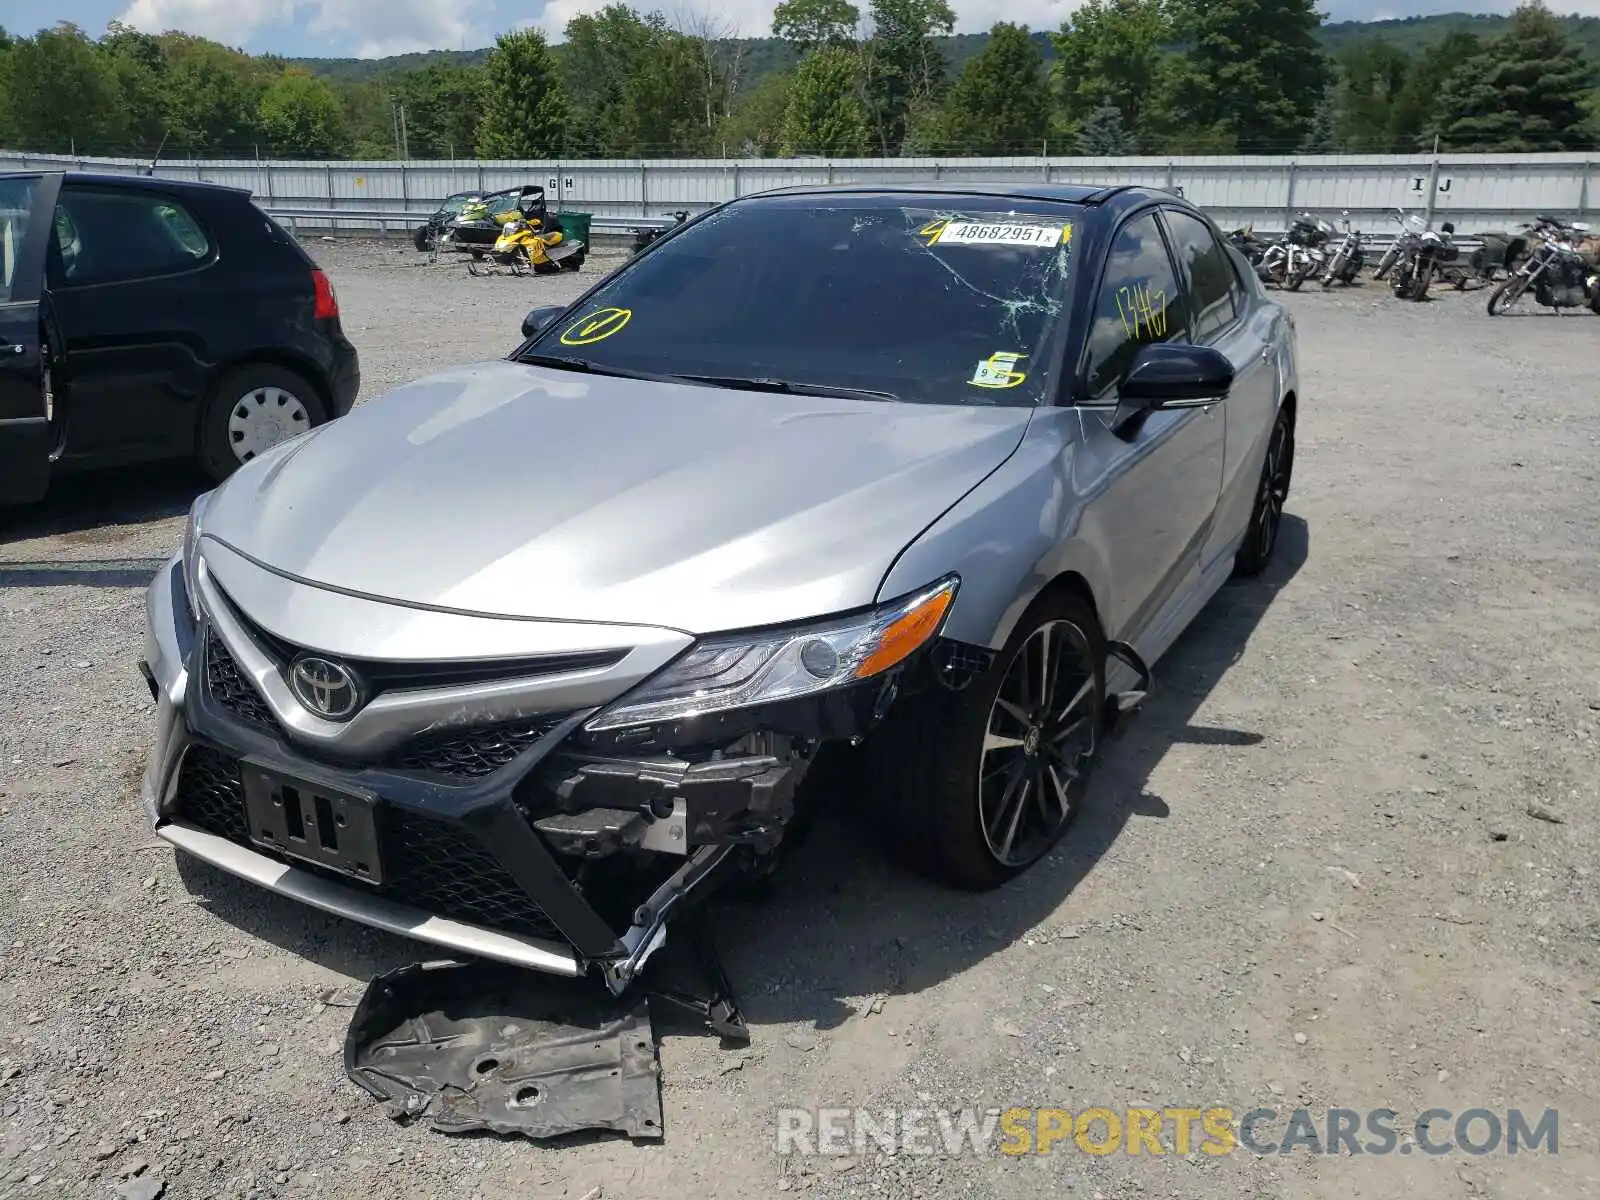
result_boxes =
[872,591,1105,891]
[198,364,327,483]
[1233,405,1294,578]
[413,225,435,252]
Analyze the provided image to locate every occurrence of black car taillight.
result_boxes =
[312,269,339,320]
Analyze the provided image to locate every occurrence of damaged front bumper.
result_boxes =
[139,555,905,991]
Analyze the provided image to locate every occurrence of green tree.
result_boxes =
[1388,30,1481,148]
[1333,36,1411,151]
[1050,0,1175,145]
[396,63,484,158]
[475,29,568,157]
[1076,102,1136,154]
[719,68,794,155]
[101,22,169,152]
[561,5,655,154]
[259,70,350,157]
[159,34,263,154]
[782,45,871,155]
[623,23,718,154]
[4,23,126,154]
[1302,81,1341,151]
[933,22,1048,154]
[772,0,861,53]
[1170,0,1332,153]
[1433,1,1594,151]
[861,0,954,154]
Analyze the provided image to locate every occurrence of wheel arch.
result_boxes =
[203,349,334,427]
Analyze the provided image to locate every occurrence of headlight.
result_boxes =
[584,576,959,732]
[181,491,213,618]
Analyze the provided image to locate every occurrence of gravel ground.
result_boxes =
[3,239,1599,1200]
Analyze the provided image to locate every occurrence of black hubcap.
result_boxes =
[979,620,1099,868]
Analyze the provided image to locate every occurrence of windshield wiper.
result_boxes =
[519,353,686,385]
[682,375,899,403]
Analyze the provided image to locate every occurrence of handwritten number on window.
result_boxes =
[1114,282,1168,340]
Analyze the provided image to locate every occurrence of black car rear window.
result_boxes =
[521,195,1079,406]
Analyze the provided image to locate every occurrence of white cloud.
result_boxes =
[529,0,1079,42]
[114,0,1600,58]
[119,0,301,46]
[117,0,491,56]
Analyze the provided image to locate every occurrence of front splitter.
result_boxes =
[158,820,584,976]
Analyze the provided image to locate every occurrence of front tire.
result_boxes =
[1233,405,1294,578]
[197,364,327,483]
[873,593,1106,891]
[1487,276,1527,315]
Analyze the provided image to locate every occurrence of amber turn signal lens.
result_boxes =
[857,587,955,678]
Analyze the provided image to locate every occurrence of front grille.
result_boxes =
[174,746,250,843]
[206,635,274,730]
[386,809,562,940]
[223,599,624,695]
[389,716,571,778]
[170,748,562,943]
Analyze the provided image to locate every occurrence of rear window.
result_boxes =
[52,187,212,286]
[522,196,1078,407]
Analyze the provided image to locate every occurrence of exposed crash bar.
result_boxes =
[157,821,585,976]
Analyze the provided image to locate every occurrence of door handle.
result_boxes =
[2,344,24,356]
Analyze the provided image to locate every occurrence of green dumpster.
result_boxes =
[554,211,591,250]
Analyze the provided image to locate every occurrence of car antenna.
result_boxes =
[145,130,168,177]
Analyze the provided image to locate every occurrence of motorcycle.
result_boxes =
[1372,209,1426,282]
[1253,213,1326,289]
[467,213,586,277]
[1284,214,1332,291]
[1389,217,1457,302]
[631,210,690,255]
[1486,214,1599,316]
[1318,210,1365,288]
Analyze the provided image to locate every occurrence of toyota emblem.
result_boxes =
[288,655,363,720]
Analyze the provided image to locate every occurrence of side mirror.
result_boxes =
[1115,344,1234,429]
[521,305,566,339]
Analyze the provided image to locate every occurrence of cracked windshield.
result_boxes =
[522,195,1075,406]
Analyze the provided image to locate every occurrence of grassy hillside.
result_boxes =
[286,12,1600,86]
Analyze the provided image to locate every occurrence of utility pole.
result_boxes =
[399,104,409,160]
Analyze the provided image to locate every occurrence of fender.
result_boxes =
[877,412,1113,652]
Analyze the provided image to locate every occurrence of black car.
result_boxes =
[0,171,360,505]
[413,184,547,252]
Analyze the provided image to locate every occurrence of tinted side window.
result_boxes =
[1083,211,1186,399]
[1163,209,1238,341]
[52,188,211,287]
[0,175,41,304]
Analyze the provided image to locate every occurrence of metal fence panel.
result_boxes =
[2,149,1595,235]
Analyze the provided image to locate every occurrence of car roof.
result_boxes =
[738,182,1184,214]
[0,170,251,199]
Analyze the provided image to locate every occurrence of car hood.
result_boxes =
[201,360,1032,635]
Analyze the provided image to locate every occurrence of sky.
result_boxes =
[0,0,1595,60]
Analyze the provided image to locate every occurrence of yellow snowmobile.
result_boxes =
[467,213,585,276]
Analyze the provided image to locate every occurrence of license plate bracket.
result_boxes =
[241,761,384,886]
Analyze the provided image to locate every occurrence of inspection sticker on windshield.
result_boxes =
[932,221,1067,248]
[970,352,1027,389]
